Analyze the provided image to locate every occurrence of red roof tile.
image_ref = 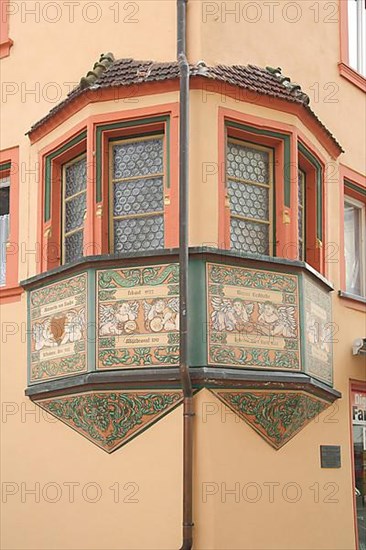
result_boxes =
[28,58,342,152]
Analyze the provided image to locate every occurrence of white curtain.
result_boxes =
[0,214,9,286]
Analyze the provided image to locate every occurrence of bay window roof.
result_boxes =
[27,55,343,154]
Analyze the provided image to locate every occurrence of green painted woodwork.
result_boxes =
[226,120,291,209]
[95,115,171,202]
[344,179,366,197]
[0,162,11,172]
[26,257,334,387]
[188,258,207,366]
[44,131,87,222]
[298,142,323,241]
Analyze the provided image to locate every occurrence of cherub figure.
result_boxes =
[211,297,253,332]
[143,298,179,332]
[306,315,318,345]
[99,301,139,336]
[211,297,234,331]
[32,318,57,351]
[229,299,254,332]
[61,308,86,345]
[257,302,296,338]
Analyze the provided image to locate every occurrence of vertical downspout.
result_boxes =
[177,1,194,549]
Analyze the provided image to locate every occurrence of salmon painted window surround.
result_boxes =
[0,0,13,59]
[61,153,87,265]
[298,142,324,274]
[41,130,87,272]
[339,0,366,92]
[0,147,21,303]
[96,114,176,256]
[38,105,179,274]
[339,166,366,299]
[218,110,326,273]
[221,121,292,259]
[298,169,306,261]
[108,134,165,255]
[226,138,274,256]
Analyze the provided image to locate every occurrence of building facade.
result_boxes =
[0,1,365,549]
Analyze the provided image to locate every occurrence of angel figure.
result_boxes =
[306,315,318,345]
[32,318,57,351]
[230,299,254,332]
[257,302,296,338]
[99,301,139,336]
[61,308,86,345]
[320,323,331,355]
[143,298,179,332]
[210,297,234,332]
[211,297,253,332]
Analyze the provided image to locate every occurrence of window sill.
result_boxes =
[338,63,366,93]
[0,38,13,59]
[338,290,366,311]
[0,285,24,304]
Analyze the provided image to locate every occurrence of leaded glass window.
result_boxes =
[110,136,165,253]
[62,155,87,264]
[0,176,10,286]
[298,169,306,261]
[227,139,273,255]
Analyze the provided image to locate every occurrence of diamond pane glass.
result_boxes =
[227,142,269,183]
[230,218,269,255]
[113,177,163,217]
[65,158,87,198]
[65,193,86,233]
[228,179,269,220]
[114,215,164,253]
[113,138,163,180]
[65,230,83,263]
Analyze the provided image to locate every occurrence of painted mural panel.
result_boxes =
[304,276,333,385]
[207,263,301,370]
[97,264,179,369]
[212,389,330,449]
[37,390,183,452]
[29,273,88,383]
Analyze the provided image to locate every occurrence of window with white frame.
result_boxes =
[0,175,10,286]
[344,196,366,296]
[348,0,366,76]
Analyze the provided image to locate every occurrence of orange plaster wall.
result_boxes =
[188,0,365,175]
[0,4,365,550]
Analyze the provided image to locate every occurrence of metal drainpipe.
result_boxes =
[177,1,194,549]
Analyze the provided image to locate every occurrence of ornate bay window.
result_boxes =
[23,58,344,451]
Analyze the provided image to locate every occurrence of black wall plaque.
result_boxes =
[320,445,341,468]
